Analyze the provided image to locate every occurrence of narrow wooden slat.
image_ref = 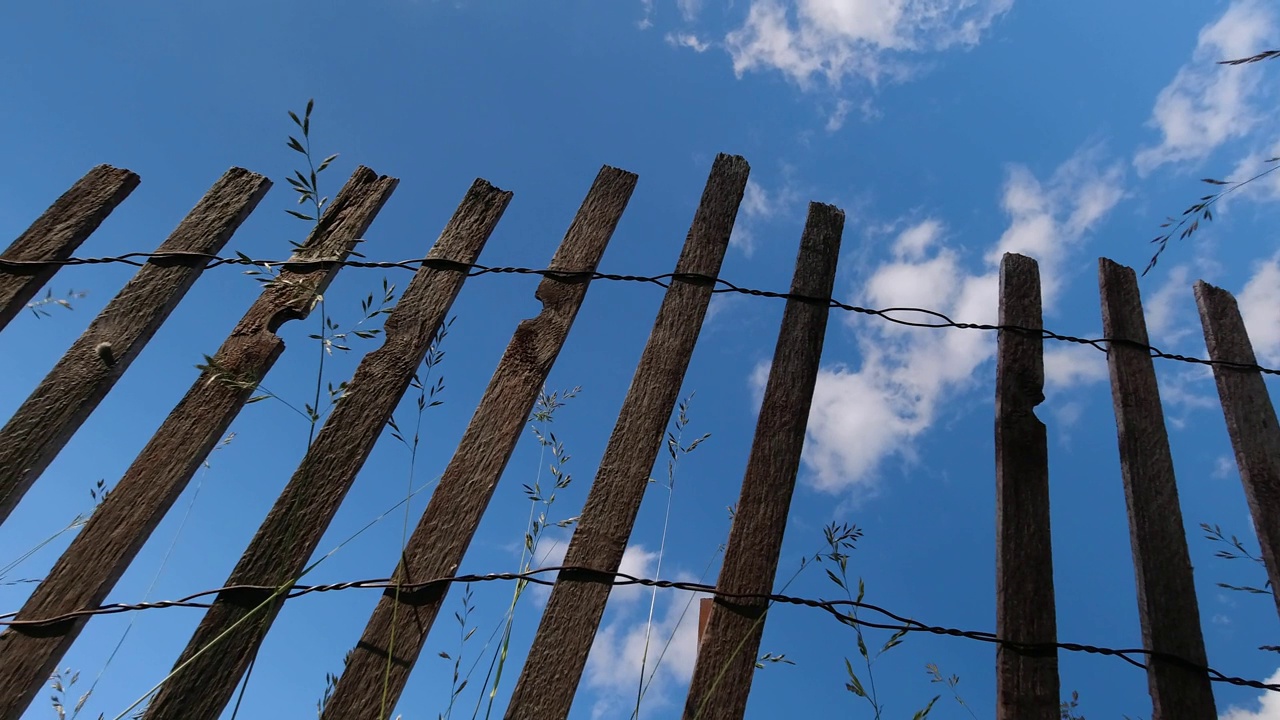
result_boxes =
[994,253,1060,720]
[0,168,270,525]
[505,153,748,719]
[682,202,843,720]
[320,165,637,720]
[0,164,140,329]
[0,167,396,720]
[143,179,512,720]
[1194,280,1280,619]
[1098,258,1217,719]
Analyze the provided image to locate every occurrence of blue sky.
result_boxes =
[2,0,1280,718]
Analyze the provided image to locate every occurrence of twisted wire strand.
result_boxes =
[2,565,1276,693]
[3,251,1274,376]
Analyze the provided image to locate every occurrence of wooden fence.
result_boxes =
[0,158,1276,720]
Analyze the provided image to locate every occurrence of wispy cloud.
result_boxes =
[791,146,1124,495]
[666,31,711,52]
[1134,0,1278,175]
[720,0,1013,89]
[728,174,803,257]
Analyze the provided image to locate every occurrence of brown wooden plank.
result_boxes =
[1098,257,1217,720]
[505,153,748,719]
[682,202,843,720]
[994,252,1060,720]
[1194,280,1280,619]
[0,166,396,720]
[0,168,270,526]
[0,164,140,330]
[319,165,637,720]
[143,179,512,720]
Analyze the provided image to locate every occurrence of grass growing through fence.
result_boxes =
[633,392,709,718]
[1,480,107,588]
[381,316,452,720]
[24,288,87,319]
[99,98,420,720]
[1201,520,1278,654]
[467,385,581,720]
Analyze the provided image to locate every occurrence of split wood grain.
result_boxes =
[1194,280,1280,620]
[319,165,637,720]
[1098,257,1216,720]
[0,164,140,330]
[504,153,749,720]
[0,167,269,526]
[0,167,396,720]
[682,202,843,720]
[994,252,1060,720]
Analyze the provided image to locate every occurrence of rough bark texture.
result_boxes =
[141,180,510,720]
[0,167,396,720]
[0,164,140,330]
[1194,280,1280,620]
[994,252,1060,720]
[504,154,749,720]
[1098,258,1216,720]
[320,166,637,720]
[682,202,843,720]
[0,167,270,526]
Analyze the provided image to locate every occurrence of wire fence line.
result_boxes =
[3,250,1277,377]
[2,565,1276,694]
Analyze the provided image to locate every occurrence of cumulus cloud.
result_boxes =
[721,0,1013,88]
[584,544,707,719]
[1238,252,1280,365]
[1134,0,1278,175]
[792,148,1124,494]
[1220,667,1280,719]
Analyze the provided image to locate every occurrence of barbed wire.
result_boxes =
[2,565,1276,693]
[3,251,1277,376]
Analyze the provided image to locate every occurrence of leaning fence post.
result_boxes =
[682,201,843,720]
[0,167,396,720]
[1098,257,1217,719]
[1194,280,1280,620]
[319,165,638,720]
[0,167,270,526]
[504,153,749,720]
[140,179,512,720]
[994,252,1060,719]
[0,164,140,330]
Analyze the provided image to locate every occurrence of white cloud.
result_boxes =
[666,31,711,52]
[1145,264,1199,347]
[678,0,702,22]
[795,148,1124,494]
[1226,140,1280,205]
[825,98,853,132]
[1238,252,1280,365]
[722,0,1013,88]
[1134,0,1278,175]
[729,175,802,257]
[1220,667,1280,719]
[639,0,655,29]
[585,546,706,719]
[985,148,1126,305]
[1213,454,1237,480]
[1044,344,1109,391]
